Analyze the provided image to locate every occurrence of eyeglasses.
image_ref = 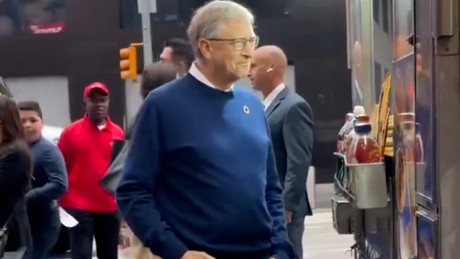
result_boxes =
[207,36,260,51]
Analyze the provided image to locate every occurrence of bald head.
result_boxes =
[249,45,288,95]
[254,45,288,72]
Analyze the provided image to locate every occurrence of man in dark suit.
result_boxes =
[249,45,314,259]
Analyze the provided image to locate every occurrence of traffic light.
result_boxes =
[119,45,137,80]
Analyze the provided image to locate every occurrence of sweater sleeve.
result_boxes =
[265,141,296,259]
[25,144,68,204]
[261,99,295,259]
[116,96,188,259]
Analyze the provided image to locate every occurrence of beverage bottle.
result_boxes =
[346,122,382,164]
[337,113,354,153]
[342,106,365,154]
[344,114,370,152]
[398,112,415,127]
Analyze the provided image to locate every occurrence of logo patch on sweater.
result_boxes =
[243,105,250,114]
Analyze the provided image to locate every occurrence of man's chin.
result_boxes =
[94,113,106,119]
[26,136,40,143]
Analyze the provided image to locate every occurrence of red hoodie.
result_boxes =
[58,115,124,212]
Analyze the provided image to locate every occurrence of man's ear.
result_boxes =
[198,39,212,60]
[180,60,187,70]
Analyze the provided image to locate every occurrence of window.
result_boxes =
[120,0,182,28]
[0,0,67,37]
[120,0,293,29]
[394,0,413,59]
[176,0,293,22]
[120,0,140,28]
[382,0,389,33]
[373,0,380,25]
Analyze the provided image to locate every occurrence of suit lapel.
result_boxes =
[265,87,289,117]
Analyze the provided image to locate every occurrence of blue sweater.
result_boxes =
[116,75,293,259]
[26,137,68,214]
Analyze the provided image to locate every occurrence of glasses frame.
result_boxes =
[207,36,260,51]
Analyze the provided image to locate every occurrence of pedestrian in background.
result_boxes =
[116,62,176,259]
[249,45,314,258]
[58,82,124,259]
[18,100,68,259]
[160,38,194,77]
[0,96,33,256]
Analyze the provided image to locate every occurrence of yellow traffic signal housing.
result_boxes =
[119,45,137,80]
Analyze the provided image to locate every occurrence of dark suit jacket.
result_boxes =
[266,87,314,218]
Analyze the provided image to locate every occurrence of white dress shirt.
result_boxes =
[263,83,286,110]
[188,63,233,92]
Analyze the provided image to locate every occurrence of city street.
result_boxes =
[304,208,354,259]
[5,185,354,259]
[303,184,354,259]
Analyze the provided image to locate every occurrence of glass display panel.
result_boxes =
[350,0,374,110]
[374,60,382,102]
[414,0,435,203]
[416,211,437,258]
[393,0,413,60]
[392,53,417,259]
[350,0,363,106]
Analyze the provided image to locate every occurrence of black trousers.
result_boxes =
[67,209,120,259]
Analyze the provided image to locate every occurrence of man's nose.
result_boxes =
[241,45,254,58]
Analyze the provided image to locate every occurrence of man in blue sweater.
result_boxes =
[116,1,295,259]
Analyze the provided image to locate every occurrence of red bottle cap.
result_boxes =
[356,114,370,123]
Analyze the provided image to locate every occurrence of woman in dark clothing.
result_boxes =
[129,62,178,137]
[0,96,33,255]
[140,61,179,99]
[18,101,68,259]
[117,62,177,259]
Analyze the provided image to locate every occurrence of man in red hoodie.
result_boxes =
[58,82,124,259]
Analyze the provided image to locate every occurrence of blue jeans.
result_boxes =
[28,205,61,259]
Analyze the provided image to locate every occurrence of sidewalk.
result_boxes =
[304,208,354,259]
[51,184,354,259]
[302,183,354,259]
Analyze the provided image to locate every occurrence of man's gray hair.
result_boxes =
[187,0,255,58]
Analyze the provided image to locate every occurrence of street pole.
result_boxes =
[137,0,157,66]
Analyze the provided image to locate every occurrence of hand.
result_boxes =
[181,251,215,259]
[284,209,293,224]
